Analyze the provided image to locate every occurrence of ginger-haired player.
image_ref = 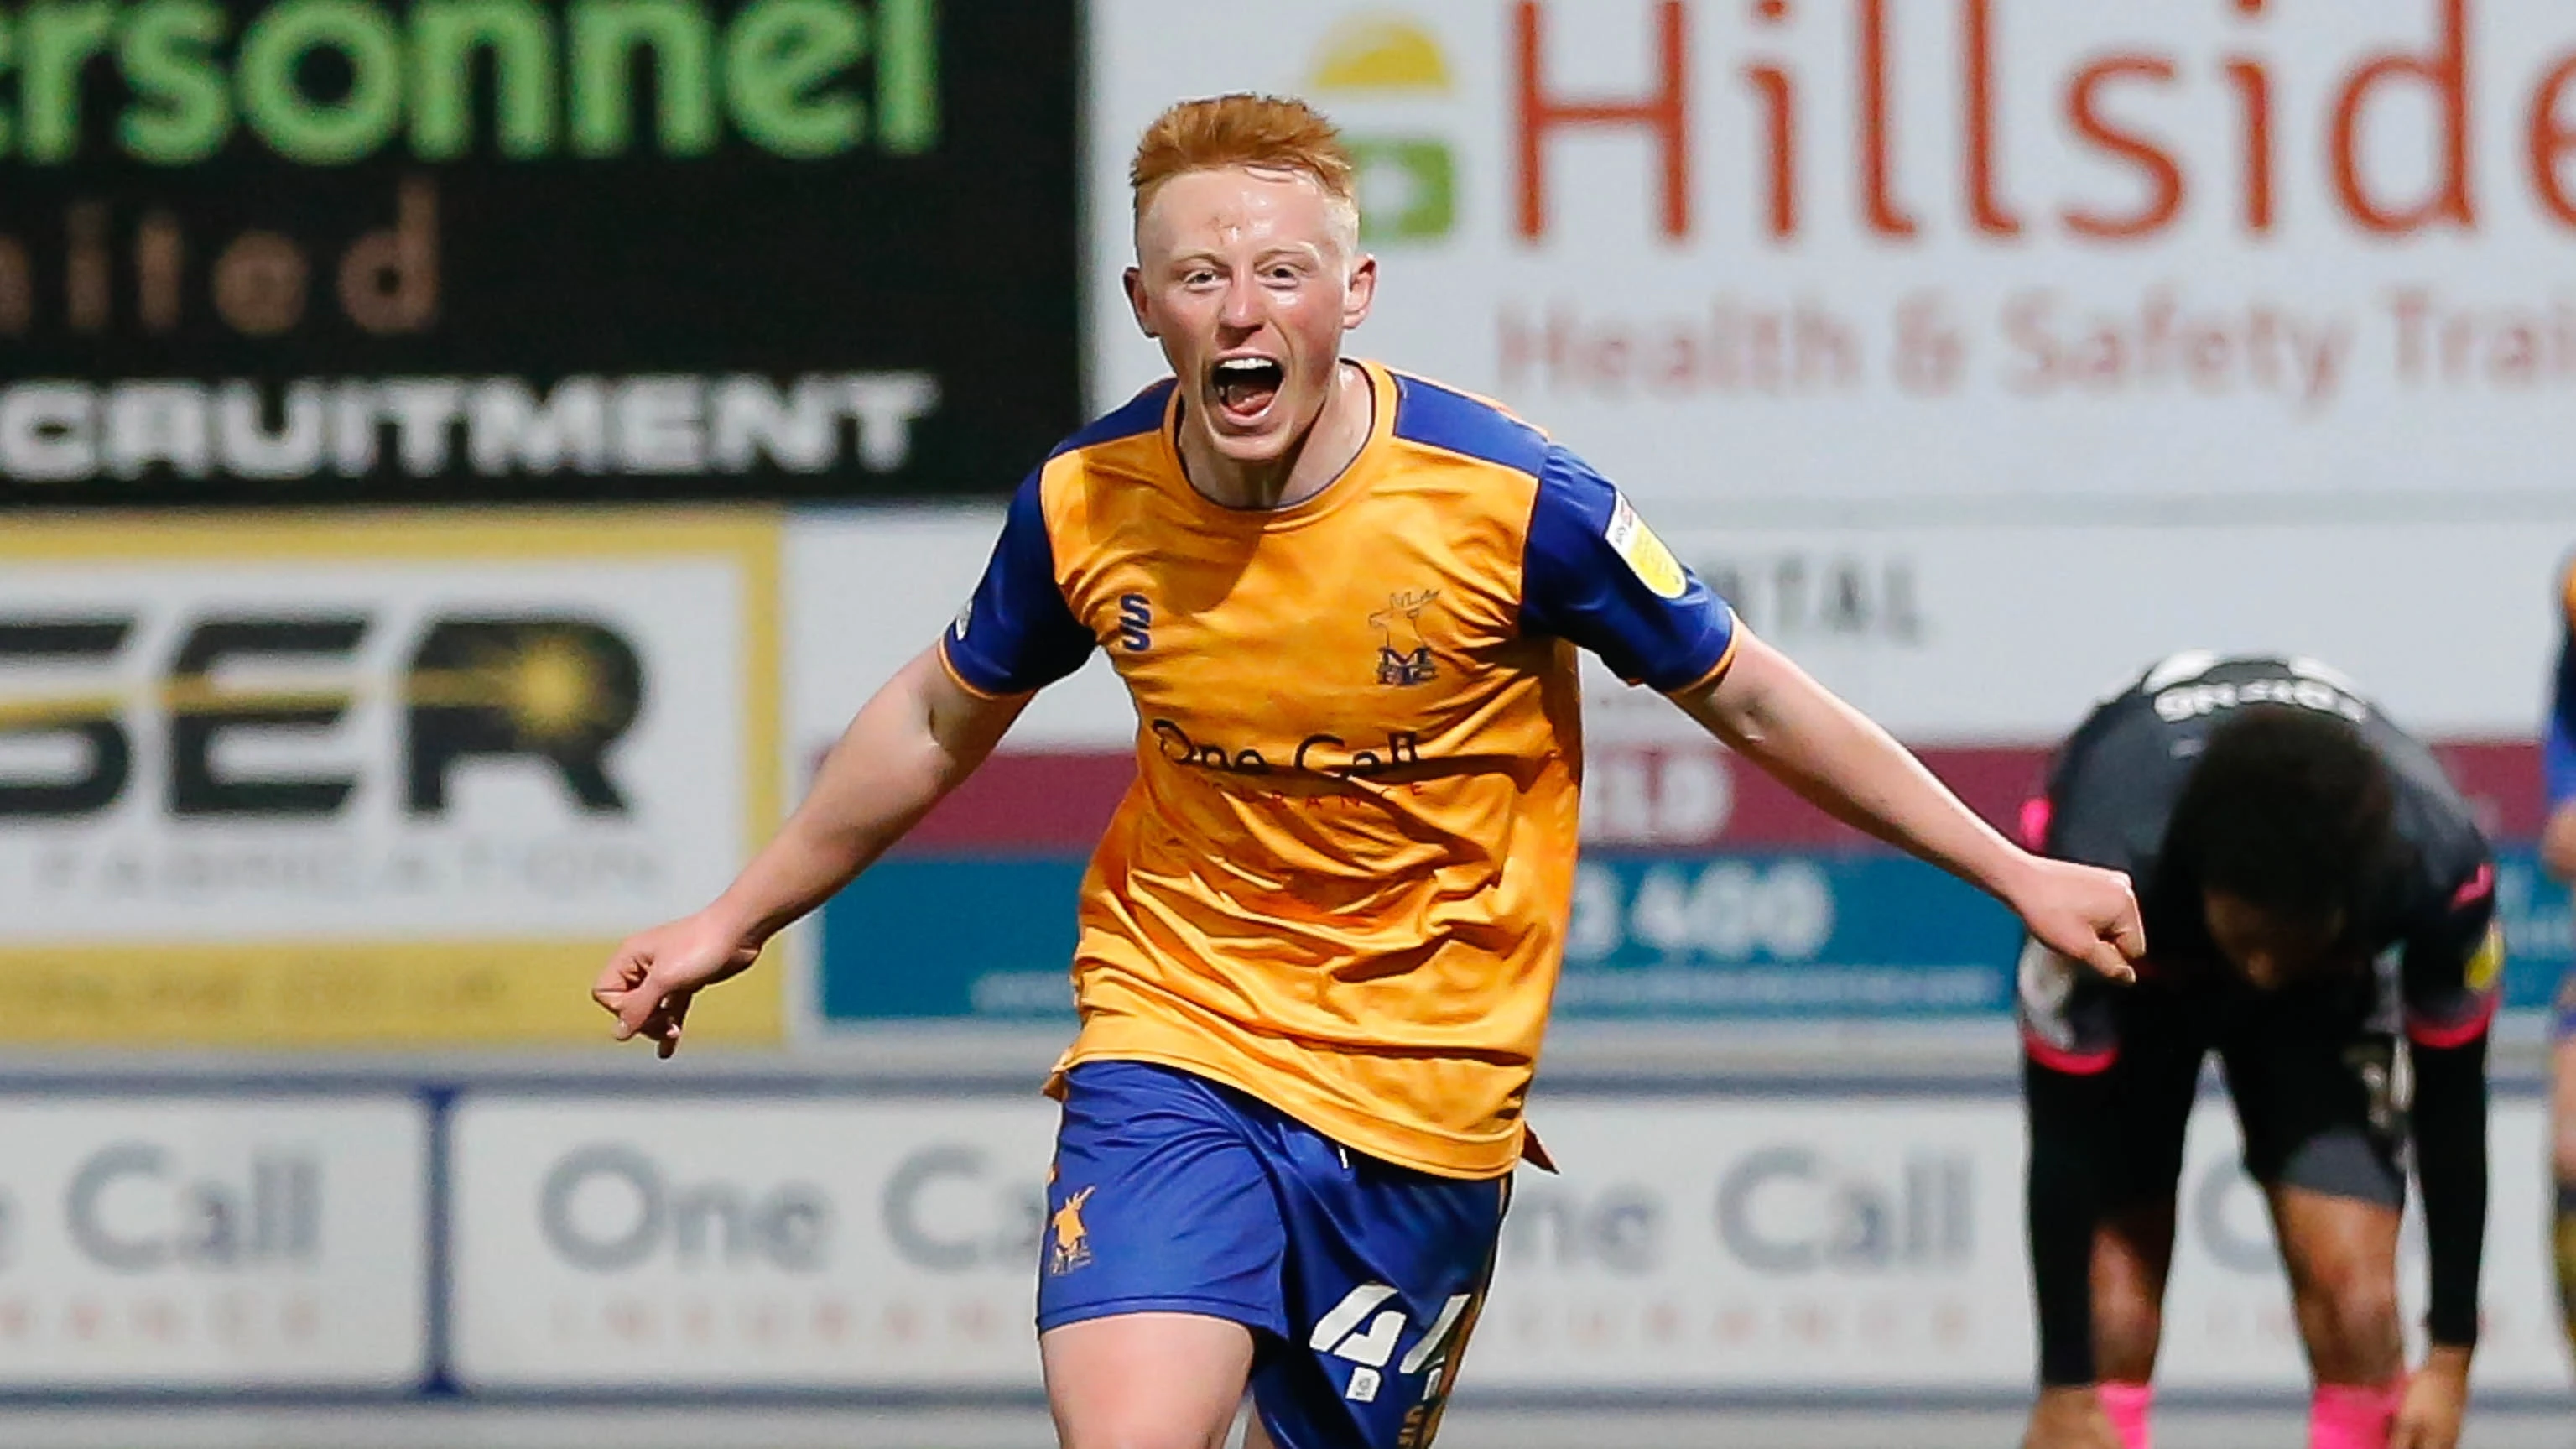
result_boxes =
[596,94,2144,1449]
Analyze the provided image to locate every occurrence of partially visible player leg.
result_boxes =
[1043,1314,1253,1449]
[2076,991,2207,1449]
[2091,1201,2177,1449]
[2223,992,2408,1447]
[2553,972,2576,1367]
[2267,1186,2406,1382]
[2019,976,2199,1449]
[1246,1127,1507,1449]
[2267,1186,2405,1448]
[1035,1061,1293,1449]
[2093,1201,2178,1381]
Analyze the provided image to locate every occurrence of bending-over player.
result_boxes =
[2020,654,2499,1449]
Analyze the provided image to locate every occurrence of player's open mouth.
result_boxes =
[1210,356,1284,425]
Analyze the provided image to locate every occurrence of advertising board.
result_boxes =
[0,0,1081,504]
[450,1094,1054,1388]
[0,1093,429,1389]
[0,513,782,1044]
[1090,1,2576,520]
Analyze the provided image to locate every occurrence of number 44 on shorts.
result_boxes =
[1308,1285,1475,1405]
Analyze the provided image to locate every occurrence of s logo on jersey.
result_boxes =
[1371,590,1440,686]
[1117,594,1152,652]
[1048,1186,1096,1275]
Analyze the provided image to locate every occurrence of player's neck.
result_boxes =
[1176,361,1371,513]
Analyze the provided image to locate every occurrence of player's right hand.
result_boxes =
[2020,1385,2124,1449]
[591,910,763,1059]
[2009,855,2145,986]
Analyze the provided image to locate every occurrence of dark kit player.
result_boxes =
[2017,655,2501,1449]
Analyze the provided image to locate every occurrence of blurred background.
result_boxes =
[3,0,2573,1444]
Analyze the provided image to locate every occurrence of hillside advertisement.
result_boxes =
[1087,0,2576,521]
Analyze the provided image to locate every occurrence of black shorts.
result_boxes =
[2095,976,2407,1212]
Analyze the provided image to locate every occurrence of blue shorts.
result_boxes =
[1038,1061,1510,1449]
[2556,964,2576,1042]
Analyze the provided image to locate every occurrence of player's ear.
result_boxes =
[1123,267,1158,339]
[1342,253,1378,331]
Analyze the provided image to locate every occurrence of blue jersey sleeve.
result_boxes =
[939,471,1095,696]
[2551,576,2576,805]
[2548,690,2576,805]
[1520,447,1736,691]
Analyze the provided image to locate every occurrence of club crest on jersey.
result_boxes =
[1371,589,1440,686]
[1047,1186,1095,1275]
[1605,493,1688,600]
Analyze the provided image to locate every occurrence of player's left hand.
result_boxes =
[2389,1347,2470,1449]
[2007,855,2145,985]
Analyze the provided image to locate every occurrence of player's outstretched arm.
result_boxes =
[591,643,1032,1055]
[1670,629,2141,982]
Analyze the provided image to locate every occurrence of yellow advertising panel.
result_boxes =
[0,511,781,1045]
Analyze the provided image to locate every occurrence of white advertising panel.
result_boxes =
[0,513,783,1045]
[445,1087,2567,1395]
[449,1096,1059,1389]
[1474,1099,2030,1389]
[1614,518,2570,742]
[2161,1098,2568,1389]
[1481,1094,2566,1394]
[1090,1,2576,518]
[787,509,1130,750]
[788,510,2561,746]
[0,1095,428,1388]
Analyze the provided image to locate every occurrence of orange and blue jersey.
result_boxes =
[2551,558,2576,811]
[939,359,1736,1178]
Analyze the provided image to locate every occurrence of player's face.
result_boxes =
[2204,890,2347,990]
[1125,166,1376,468]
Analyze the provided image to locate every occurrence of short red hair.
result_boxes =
[1129,94,1357,230]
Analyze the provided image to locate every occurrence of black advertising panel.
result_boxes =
[0,0,1079,504]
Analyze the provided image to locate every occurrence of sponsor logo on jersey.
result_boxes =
[1151,720,1427,779]
[1604,493,1688,600]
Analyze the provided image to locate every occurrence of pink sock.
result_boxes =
[2099,1380,2153,1449]
[2308,1379,2403,1449]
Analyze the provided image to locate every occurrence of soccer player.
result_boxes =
[2017,655,2501,1449]
[2540,560,2576,1372]
[594,94,2144,1449]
